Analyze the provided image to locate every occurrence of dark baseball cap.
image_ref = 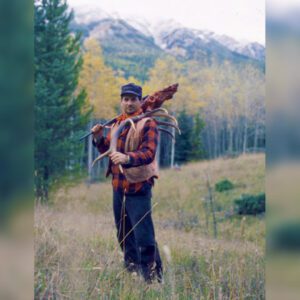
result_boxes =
[120,83,142,98]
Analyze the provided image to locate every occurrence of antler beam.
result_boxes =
[92,108,180,169]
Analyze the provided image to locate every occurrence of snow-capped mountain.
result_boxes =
[147,19,184,47]
[72,5,264,63]
[148,20,265,61]
[123,17,154,38]
[122,17,265,61]
[145,23,261,64]
[70,5,264,80]
[88,18,155,45]
[213,34,265,61]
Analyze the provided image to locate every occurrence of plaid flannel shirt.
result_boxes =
[93,116,159,194]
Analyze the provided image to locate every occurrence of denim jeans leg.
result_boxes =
[112,190,139,270]
[125,185,159,282]
[154,241,163,282]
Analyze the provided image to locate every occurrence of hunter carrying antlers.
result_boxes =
[91,82,179,284]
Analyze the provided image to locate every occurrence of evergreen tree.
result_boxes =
[175,110,193,163]
[191,113,205,160]
[34,0,91,202]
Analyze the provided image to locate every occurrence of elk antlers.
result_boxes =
[141,83,178,111]
[92,108,180,169]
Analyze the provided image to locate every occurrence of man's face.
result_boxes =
[121,94,141,115]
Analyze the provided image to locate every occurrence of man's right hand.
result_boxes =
[91,124,104,139]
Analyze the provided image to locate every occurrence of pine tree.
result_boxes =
[175,109,193,163]
[191,113,205,160]
[34,0,91,202]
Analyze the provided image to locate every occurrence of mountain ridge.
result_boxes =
[71,5,265,81]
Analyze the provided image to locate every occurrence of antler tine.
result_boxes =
[92,118,137,171]
[125,118,136,131]
[143,107,169,116]
[149,113,179,126]
[154,120,181,135]
[92,150,111,167]
[158,127,175,140]
[92,150,124,173]
[91,110,179,170]
[153,107,169,114]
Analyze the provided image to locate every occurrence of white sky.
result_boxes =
[267,0,300,16]
[68,0,265,44]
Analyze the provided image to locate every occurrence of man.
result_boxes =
[91,83,163,283]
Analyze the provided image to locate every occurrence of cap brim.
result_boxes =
[121,91,141,97]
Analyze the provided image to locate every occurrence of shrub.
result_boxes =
[215,179,234,192]
[269,221,300,252]
[234,193,265,215]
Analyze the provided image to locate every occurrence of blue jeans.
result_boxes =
[113,183,163,282]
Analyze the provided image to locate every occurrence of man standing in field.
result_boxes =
[91,83,163,283]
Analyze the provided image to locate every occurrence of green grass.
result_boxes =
[35,153,265,299]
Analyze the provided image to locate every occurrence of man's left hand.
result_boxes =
[109,152,129,165]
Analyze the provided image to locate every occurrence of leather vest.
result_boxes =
[123,117,159,183]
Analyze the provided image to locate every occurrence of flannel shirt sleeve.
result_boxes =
[124,119,158,167]
[92,134,110,153]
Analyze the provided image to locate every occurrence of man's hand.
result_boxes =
[91,124,104,139]
[109,151,130,165]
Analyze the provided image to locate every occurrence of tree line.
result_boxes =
[34,0,265,201]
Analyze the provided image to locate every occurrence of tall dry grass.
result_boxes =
[35,153,265,299]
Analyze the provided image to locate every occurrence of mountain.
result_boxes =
[89,18,163,81]
[213,34,265,61]
[70,5,265,81]
[147,20,265,63]
[72,16,164,81]
[123,17,154,38]
[152,26,257,65]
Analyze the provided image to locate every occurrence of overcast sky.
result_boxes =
[68,0,266,44]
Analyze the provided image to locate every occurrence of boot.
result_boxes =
[124,259,139,273]
[141,262,156,284]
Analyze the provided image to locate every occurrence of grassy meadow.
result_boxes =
[35,153,265,299]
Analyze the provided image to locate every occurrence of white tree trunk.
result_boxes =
[88,120,93,182]
[171,126,175,168]
[213,121,218,158]
[254,123,259,151]
[156,131,161,169]
[243,120,248,154]
[228,126,233,154]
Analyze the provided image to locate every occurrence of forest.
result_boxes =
[34,1,265,298]
[34,0,265,198]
